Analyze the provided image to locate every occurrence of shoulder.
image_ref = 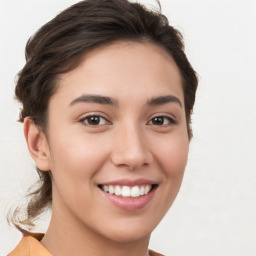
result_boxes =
[149,249,165,256]
[8,233,52,256]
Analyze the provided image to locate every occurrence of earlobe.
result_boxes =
[24,117,51,171]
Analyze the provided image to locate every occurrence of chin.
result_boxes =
[105,228,151,244]
[97,216,158,243]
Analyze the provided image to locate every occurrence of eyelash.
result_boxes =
[79,115,111,127]
[80,115,176,127]
[147,116,176,126]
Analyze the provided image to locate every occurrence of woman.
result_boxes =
[8,0,198,255]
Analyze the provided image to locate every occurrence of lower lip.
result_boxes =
[100,188,156,211]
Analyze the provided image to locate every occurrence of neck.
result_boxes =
[41,208,150,256]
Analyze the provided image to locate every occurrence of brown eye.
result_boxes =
[152,117,165,125]
[148,116,175,126]
[82,116,109,126]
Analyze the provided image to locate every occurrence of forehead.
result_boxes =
[53,41,184,105]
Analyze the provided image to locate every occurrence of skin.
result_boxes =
[25,41,189,256]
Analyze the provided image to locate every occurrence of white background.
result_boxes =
[0,0,256,255]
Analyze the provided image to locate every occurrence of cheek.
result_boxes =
[155,133,189,178]
[48,131,108,182]
[48,133,109,211]
[147,133,189,222]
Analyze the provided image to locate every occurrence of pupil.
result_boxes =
[88,116,100,125]
[153,117,163,125]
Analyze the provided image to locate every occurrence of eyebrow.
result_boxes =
[147,95,182,107]
[70,94,118,106]
[70,94,182,108]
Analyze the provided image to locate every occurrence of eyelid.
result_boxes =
[79,113,112,127]
[147,114,177,126]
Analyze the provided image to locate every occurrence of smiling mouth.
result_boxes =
[98,184,157,198]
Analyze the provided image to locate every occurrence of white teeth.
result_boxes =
[122,186,131,197]
[101,184,153,198]
[109,185,115,194]
[145,185,151,195]
[103,185,109,192]
[140,186,145,196]
[131,186,140,197]
[115,185,122,196]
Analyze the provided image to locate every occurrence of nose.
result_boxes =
[110,123,153,170]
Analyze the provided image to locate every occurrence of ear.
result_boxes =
[24,117,51,171]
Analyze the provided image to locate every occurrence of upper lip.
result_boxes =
[99,178,158,186]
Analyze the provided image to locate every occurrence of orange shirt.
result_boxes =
[8,233,163,256]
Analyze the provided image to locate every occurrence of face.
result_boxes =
[44,41,189,243]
